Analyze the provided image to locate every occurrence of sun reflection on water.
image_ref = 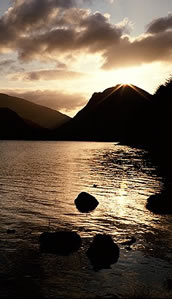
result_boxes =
[0,141,172,298]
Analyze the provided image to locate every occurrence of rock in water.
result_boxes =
[86,234,119,271]
[121,236,136,246]
[39,231,82,255]
[75,192,99,212]
[7,229,16,234]
[146,191,172,214]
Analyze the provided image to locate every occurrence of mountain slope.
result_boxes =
[57,84,154,144]
[0,108,50,140]
[0,93,70,129]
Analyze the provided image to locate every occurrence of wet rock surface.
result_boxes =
[146,190,172,214]
[86,234,120,271]
[75,191,99,213]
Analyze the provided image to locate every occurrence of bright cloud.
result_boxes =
[0,0,171,68]
[0,0,171,115]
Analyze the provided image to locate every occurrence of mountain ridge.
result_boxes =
[0,107,50,140]
[0,93,70,130]
[57,84,154,144]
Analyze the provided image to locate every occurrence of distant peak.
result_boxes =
[119,83,134,88]
[105,84,134,93]
[121,83,129,86]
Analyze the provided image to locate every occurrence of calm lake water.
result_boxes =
[0,141,172,298]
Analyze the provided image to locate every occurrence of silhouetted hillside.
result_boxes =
[0,108,50,140]
[0,93,70,129]
[1,81,172,150]
[57,84,154,145]
[149,78,172,175]
[152,78,172,144]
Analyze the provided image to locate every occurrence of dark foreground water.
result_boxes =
[0,141,172,298]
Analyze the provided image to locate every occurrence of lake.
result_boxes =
[0,141,172,298]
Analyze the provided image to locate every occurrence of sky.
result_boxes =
[0,0,172,116]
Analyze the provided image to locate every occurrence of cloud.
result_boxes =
[4,0,76,31]
[15,11,123,61]
[116,18,134,35]
[0,58,25,74]
[0,0,77,52]
[0,89,87,114]
[0,0,172,71]
[78,12,122,51]
[0,59,15,68]
[102,30,172,69]
[147,12,172,34]
[0,0,124,60]
[9,69,85,81]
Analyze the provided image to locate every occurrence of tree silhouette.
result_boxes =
[151,75,172,149]
[155,76,172,106]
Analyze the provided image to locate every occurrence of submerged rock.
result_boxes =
[7,229,16,234]
[121,236,136,246]
[39,231,82,255]
[86,234,119,271]
[75,192,99,213]
[146,191,172,214]
[126,246,132,251]
[166,278,172,290]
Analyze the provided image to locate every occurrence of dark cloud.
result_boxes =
[1,89,87,113]
[102,30,172,69]
[0,0,123,60]
[0,0,77,52]
[147,13,172,34]
[56,61,67,69]
[78,12,121,52]
[9,69,85,81]
[4,0,76,31]
[0,0,172,70]
[15,11,122,61]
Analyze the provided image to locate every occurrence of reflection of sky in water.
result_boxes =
[0,141,164,235]
[0,141,171,298]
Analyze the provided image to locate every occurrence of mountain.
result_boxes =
[152,78,172,145]
[57,84,154,145]
[0,93,70,129]
[148,78,172,175]
[0,108,50,140]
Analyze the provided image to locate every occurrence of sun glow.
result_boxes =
[92,63,172,97]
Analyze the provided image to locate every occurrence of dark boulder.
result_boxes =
[75,192,99,213]
[86,234,119,271]
[7,229,16,234]
[39,231,82,255]
[146,191,172,214]
[166,278,172,290]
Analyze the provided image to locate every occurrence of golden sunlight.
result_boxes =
[92,63,172,96]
